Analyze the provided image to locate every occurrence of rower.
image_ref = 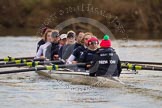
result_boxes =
[62,30,76,61]
[50,30,60,60]
[35,30,52,59]
[66,32,93,64]
[58,34,67,59]
[89,35,122,77]
[36,27,46,52]
[79,37,99,70]
[36,26,52,52]
[73,31,85,49]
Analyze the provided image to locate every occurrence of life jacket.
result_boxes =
[89,47,121,77]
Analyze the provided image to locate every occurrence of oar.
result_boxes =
[0,56,34,62]
[121,60,162,65]
[121,63,162,71]
[0,63,86,74]
[0,58,45,65]
[0,60,64,68]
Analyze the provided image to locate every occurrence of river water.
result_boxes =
[0,36,162,108]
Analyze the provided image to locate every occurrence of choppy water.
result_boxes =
[0,36,162,108]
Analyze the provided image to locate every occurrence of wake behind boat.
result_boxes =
[36,70,125,88]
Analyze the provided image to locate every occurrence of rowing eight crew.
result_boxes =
[36,28,121,77]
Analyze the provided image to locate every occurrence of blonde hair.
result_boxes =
[84,32,93,36]
[80,32,93,44]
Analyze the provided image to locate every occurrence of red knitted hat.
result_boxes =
[100,35,111,48]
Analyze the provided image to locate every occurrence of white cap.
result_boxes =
[60,34,67,39]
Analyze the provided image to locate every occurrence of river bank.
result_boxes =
[0,0,162,39]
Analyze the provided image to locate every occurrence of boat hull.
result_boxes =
[36,70,125,88]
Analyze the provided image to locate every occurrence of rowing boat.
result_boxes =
[36,69,125,88]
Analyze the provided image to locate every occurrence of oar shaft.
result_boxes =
[0,60,64,68]
[121,60,162,65]
[0,67,46,74]
[141,66,162,71]
[0,58,45,65]
[122,64,162,71]
[0,56,34,61]
[0,63,86,74]
[0,63,26,68]
[0,62,14,65]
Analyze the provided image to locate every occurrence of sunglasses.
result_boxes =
[67,36,74,38]
[88,41,99,45]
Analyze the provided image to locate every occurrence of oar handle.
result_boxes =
[141,66,162,71]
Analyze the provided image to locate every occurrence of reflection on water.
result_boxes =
[0,37,162,108]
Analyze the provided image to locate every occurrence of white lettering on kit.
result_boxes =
[99,60,108,64]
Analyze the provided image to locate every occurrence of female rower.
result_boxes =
[58,34,67,59]
[89,35,122,77]
[61,30,76,61]
[50,30,60,60]
[79,37,99,69]
[35,30,52,59]
[73,31,85,49]
[66,32,93,64]
[36,27,52,52]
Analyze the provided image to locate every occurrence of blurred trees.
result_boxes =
[0,0,162,39]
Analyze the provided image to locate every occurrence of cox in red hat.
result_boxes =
[87,37,99,45]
